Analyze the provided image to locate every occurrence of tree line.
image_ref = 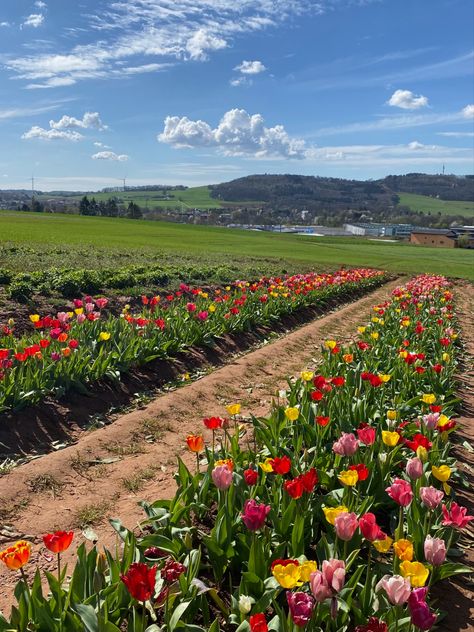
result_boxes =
[79,196,143,219]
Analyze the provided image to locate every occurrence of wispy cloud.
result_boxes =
[92,151,129,161]
[437,131,474,138]
[0,103,65,120]
[4,1,376,87]
[22,13,45,28]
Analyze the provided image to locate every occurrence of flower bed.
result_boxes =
[0,274,471,632]
[0,269,385,412]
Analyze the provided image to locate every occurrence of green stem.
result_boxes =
[57,553,63,632]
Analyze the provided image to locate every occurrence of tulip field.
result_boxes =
[0,268,385,412]
[0,272,472,631]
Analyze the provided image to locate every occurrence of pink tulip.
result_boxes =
[310,559,345,603]
[359,513,386,542]
[386,478,413,507]
[286,591,315,627]
[211,465,233,490]
[441,502,474,529]
[309,571,332,602]
[332,433,359,456]
[334,512,359,541]
[419,486,444,510]
[376,574,411,605]
[408,588,437,630]
[241,499,270,531]
[422,412,439,430]
[85,302,95,313]
[186,302,196,312]
[424,536,446,566]
[95,298,108,310]
[197,311,208,321]
[357,426,376,445]
[76,313,86,324]
[405,457,423,480]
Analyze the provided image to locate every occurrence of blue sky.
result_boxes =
[0,0,473,191]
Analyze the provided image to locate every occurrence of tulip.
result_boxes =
[332,432,359,456]
[405,457,423,480]
[310,571,332,602]
[419,486,444,510]
[0,540,31,571]
[338,469,359,486]
[400,561,429,587]
[186,434,204,452]
[441,502,474,529]
[355,617,388,632]
[121,562,157,602]
[285,477,305,499]
[238,595,254,614]
[373,536,393,553]
[393,539,414,562]
[322,559,346,592]
[359,513,386,542]
[386,478,413,506]
[323,505,348,525]
[424,536,446,566]
[161,558,186,583]
[285,407,300,421]
[422,412,439,430]
[249,613,268,632]
[357,426,376,445]
[299,560,317,582]
[408,588,437,630]
[244,468,258,486]
[376,574,411,605]
[382,431,400,447]
[272,559,302,588]
[211,464,233,490]
[241,499,270,531]
[334,512,359,541]
[270,456,291,475]
[43,531,74,554]
[287,591,315,627]
[226,403,241,416]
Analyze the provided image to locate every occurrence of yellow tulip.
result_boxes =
[300,371,314,382]
[437,415,450,428]
[382,431,400,447]
[226,403,241,416]
[442,352,450,362]
[373,536,393,553]
[299,560,318,582]
[29,314,40,323]
[325,340,337,350]
[387,410,397,421]
[272,561,302,589]
[432,465,451,482]
[416,446,428,462]
[393,539,414,561]
[208,304,216,313]
[338,470,359,486]
[379,374,391,383]
[421,394,436,405]
[74,308,84,315]
[357,326,366,334]
[98,332,111,341]
[284,407,299,421]
[400,561,429,587]
[259,458,274,473]
[370,332,379,340]
[323,506,348,525]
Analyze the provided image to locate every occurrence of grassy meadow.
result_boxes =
[0,210,473,281]
[398,192,474,217]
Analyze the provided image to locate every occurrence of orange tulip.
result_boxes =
[0,540,32,571]
[186,434,204,453]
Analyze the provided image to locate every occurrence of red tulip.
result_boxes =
[244,468,258,486]
[249,613,268,632]
[270,456,291,475]
[43,531,74,553]
[121,562,157,602]
[284,477,304,499]
[359,513,386,542]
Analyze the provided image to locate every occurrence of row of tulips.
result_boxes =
[0,273,471,632]
[0,268,386,412]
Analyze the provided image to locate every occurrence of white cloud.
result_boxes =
[158,108,307,159]
[462,104,474,119]
[437,131,474,138]
[92,151,129,161]
[26,77,77,89]
[49,111,107,130]
[407,141,436,150]
[230,76,251,87]
[35,1,47,8]
[94,141,111,148]
[0,22,10,27]
[235,60,266,75]
[387,89,429,110]
[185,29,227,61]
[21,126,83,141]
[22,13,44,28]
[4,1,346,87]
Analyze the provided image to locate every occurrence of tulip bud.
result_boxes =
[405,457,423,480]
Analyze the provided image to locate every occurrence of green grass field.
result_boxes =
[1,210,473,281]
[398,193,474,217]
[39,186,233,210]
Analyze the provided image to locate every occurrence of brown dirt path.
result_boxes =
[0,277,402,611]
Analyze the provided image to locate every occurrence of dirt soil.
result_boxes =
[0,277,472,632]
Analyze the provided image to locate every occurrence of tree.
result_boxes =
[31,198,44,213]
[127,201,142,219]
[106,198,119,217]
[79,195,91,215]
